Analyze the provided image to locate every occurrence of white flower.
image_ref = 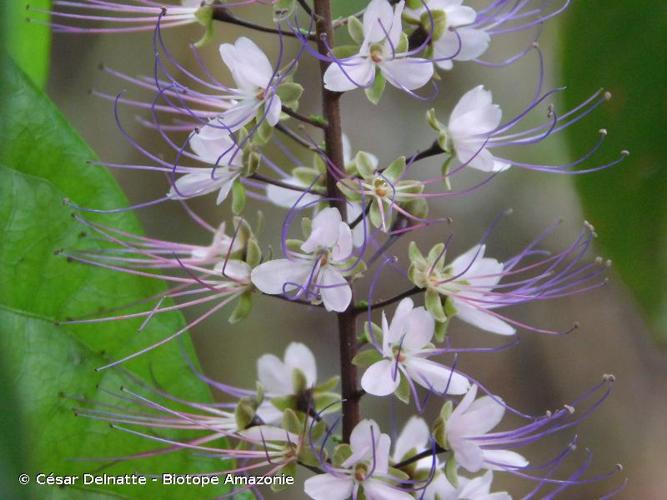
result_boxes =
[458,471,511,500]
[265,175,322,209]
[190,221,243,262]
[392,418,512,500]
[360,298,470,397]
[212,259,252,284]
[251,208,355,312]
[448,86,511,173]
[304,420,413,500]
[405,0,490,70]
[255,342,317,424]
[216,36,282,131]
[444,244,515,335]
[323,0,433,92]
[446,385,528,473]
[166,131,242,204]
[257,342,317,396]
[265,135,370,247]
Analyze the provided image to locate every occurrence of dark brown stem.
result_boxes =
[411,140,445,162]
[355,286,423,313]
[313,0,360,443]
[394,444,447,469]
[275,123,316,150]
[282,106,327,129]
[211,7,316,40]
[249,173,325,194]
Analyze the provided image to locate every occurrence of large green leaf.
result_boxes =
[4,0,52,88]
[562,1,667,339]
[0,60,231,497]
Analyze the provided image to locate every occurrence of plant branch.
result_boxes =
[313,0,360,444]
[282,106,327,129]
[411,140,445,162]
[275,123,317,150]
[249,173,325,194]
[211,7,317,40]
[355,286,423,313]
[394,444,448,469]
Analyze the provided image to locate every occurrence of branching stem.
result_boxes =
[313,0,360,444]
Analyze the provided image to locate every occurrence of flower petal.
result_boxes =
[220,37,273,91]
[402,307,435,351]
[482,449,529,470]
[304,473,354,500]
[361,359,401,396]
[284,342,317,388]
[363,0,395,44]
[453,439,485,473]
[458,395,506,436]
[266,176,321,208]
[386,298,415,344]
[251,259,313,295]
[265,94,282,127]
[167,170,234,201]
[458,470,494,498]
[213,259,251,282]
[332,222,353,262]
[347,419,382,462]
[452,300,516,336]
[256,353,291,395]
[393,416,430,462]
[324,56,376,92]
[404,358,470,395]
[302,207,343,253]
[380,57,434,91]
[363,478,414,500]
[318,267,352,312]
[450,85,493,124]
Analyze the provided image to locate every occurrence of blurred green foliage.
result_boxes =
[0,60,230,498]
[4,0,51,88]
[563,1,667,340]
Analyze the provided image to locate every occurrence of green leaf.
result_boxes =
[231,179,246,215]
[276,81,304,107]
[332,45,360,59]
[384,156,407,182]
[365,71,386,105]
[426,288,447,323]
[563,1,667,339]
[395,373,410,404]
[352,349,383,368]
[0,60,229,497]
[347,16,365,44]
[228,291,252,324]
[5,1,51,88]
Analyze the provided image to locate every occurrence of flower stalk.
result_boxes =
[313,0,360,443]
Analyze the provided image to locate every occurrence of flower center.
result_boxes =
[391,345,406,363]
[373,177,390,198]
[370,45,384,63]
[354,463,369,482]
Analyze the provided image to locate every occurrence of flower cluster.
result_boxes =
[51,0,627,498]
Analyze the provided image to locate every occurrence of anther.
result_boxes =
[621,150,630,157]
[564,404,575,414]
[603,373,616,383]
[603,91,612,101]
[615,464,624,472]
[598,128,607,136]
